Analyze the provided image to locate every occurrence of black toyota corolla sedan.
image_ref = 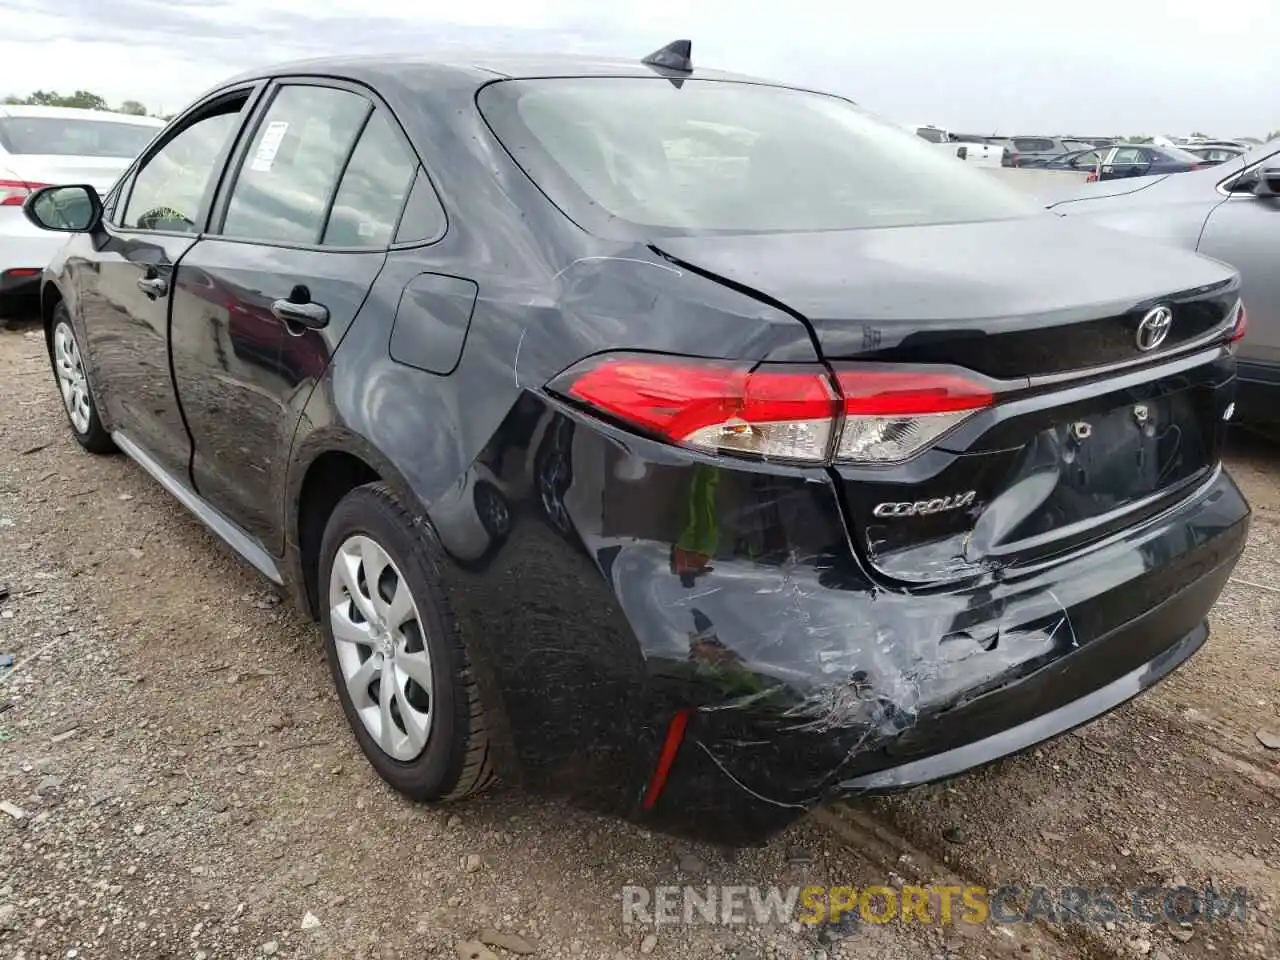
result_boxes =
[23,43,1250,845]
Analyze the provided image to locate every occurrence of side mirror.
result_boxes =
[22,184,102,233]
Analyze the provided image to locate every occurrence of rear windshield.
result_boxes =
[0,117,158,158]
[478,78,1039,237]
[1155,144,1205,163]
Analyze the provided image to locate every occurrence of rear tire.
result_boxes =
[48,303,115,454]
[320,482,496,801]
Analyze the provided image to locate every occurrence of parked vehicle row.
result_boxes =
[1052,141,1280,422]
[0,105,164,313]
[21,43,1250,844]
[984,135,1099,168]
[1041,143,1207,180]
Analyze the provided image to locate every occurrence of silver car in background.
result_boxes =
[1051,140,1280,420]
[0,105,163,312]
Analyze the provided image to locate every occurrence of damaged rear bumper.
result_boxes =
[437,405,1248,847]
[632,466,1248,845]
[839,619,1206,793]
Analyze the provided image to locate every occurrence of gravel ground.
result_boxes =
[1,319,1277,960]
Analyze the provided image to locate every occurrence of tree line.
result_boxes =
[2,89,172,120]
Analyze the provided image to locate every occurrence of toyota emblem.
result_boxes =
[1136,306,1173,352]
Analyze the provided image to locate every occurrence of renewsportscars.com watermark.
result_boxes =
[622,884,1250,927]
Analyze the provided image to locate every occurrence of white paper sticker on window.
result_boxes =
[249,121,289,172]
[357,220,375,237]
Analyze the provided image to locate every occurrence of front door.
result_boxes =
[169,82,420,552]
[80,94,253,479]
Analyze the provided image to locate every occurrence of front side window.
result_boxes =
[221,85,370,245]
[0,117,159,158]
[122,102,243,233]
[478,78,1039,237]
[321,110,417,247]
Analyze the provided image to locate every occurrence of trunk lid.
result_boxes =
[652,215,1230,369]
[652,216,1241,585]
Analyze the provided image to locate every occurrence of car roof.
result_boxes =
[0,104,165,126]
[220,52,775,90]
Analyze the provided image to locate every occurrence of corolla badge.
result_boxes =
[873,491,976,518]
[1136,305,1173,352]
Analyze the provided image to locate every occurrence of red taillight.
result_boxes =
[0,179,52,207]
[1229,301,1248,344]
[2,268,41,279]
[1189,163,1205,171]
[1085,172,1099,182]
[836,370,993,416]
[551,354,994,464]
[559,356,838,462]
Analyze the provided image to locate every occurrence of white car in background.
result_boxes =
[1,105,164,312]
[909,124,1004,167]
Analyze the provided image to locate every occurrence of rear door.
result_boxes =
[78,90,255,478]
[170,80,420,552]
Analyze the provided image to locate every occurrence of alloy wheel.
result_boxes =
[53,321,92,434]
[328,535,434,761]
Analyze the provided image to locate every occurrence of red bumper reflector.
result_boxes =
[642,708,691,811]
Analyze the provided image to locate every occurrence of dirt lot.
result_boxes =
[1,320,1277,960]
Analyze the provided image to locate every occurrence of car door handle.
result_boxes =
[271,297,329,329]
[137,276,168,297]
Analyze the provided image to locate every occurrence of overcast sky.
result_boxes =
[2,0,1277,136]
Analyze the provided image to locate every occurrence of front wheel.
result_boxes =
[319,482,496,801]
[49,304,115,454]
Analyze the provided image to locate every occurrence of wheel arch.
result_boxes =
[286,427,433,620]
[39,280,66,347]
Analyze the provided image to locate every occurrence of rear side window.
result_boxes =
[122,101,243,233]
[1111,147,1146,164]
[221,85,370,245]
[393,169,446,244]
[1013,138,1056,152]
[478,78,1038,238]
[322,110,417,247]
